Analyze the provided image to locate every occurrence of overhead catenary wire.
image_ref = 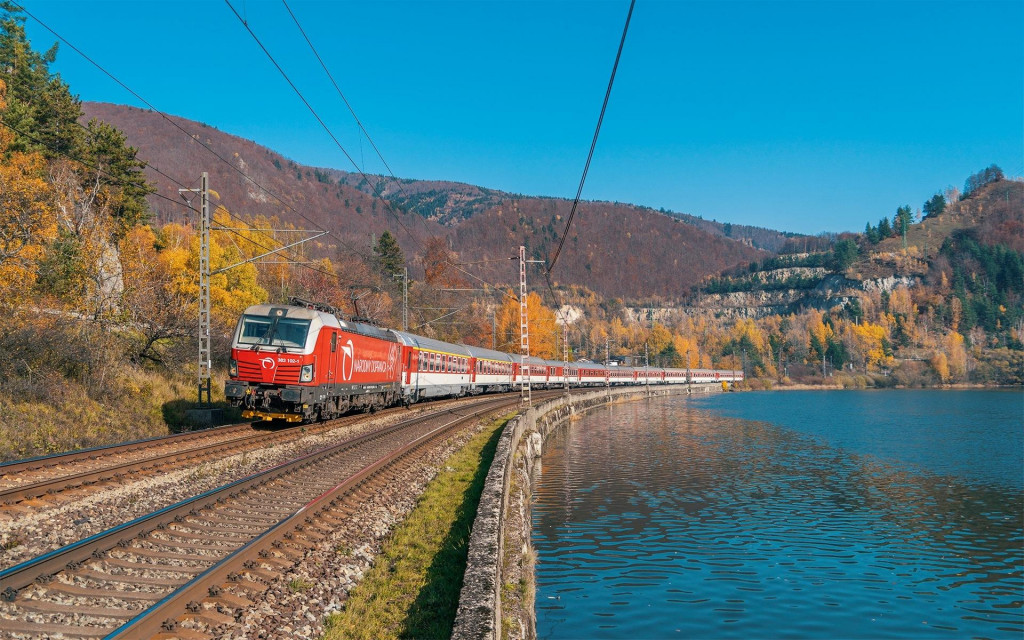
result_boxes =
[14,2,381,267]
[0,117,194,214]
[68,121,354,284]
[225,0,423,252]
[14,1,401,302]
[280,0,433,239]
[547,0,635,276]
[4,115,357,291]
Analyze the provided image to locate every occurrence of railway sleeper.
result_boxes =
[13,597,142,619]
[42,581,165,601]
[0,618,112,638]
[112,547,213,563]
[100,557,205,574]
[78,567,183,587]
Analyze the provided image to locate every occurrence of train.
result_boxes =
[224,299,744,423]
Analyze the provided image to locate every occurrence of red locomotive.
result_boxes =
[225,300,402,422]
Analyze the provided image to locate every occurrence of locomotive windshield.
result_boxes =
[237,314,311,349]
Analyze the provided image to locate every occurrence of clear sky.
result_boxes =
[18,0,1023,235]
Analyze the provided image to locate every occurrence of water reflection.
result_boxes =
[533,396,1024,639]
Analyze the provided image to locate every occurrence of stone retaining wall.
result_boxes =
[452,384,722,639]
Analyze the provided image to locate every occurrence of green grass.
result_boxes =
[322,413,512,640]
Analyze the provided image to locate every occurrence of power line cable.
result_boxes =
[0,117,195,214]
[547,0,635,275]
[281,0,430,237]
[225,0,423,251]
[3,117,356,290]
[14,2,379,265]
[66,120,350,280]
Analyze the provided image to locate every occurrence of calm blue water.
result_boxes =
[533,390,1023,639]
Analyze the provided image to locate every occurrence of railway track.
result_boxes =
[0,410,403,508]
[0,393,532,639]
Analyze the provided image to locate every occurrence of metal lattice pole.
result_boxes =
[181,173,212,406]
[393,267,408,331]
[645,341,650,396]
[606,336,610,398]
[563,321,569,392]
[520,245,531,407]
[198,173,212,406]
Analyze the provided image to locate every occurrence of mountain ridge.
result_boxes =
[82,101,780,300]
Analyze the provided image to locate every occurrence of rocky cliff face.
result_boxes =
[627,273,921,322]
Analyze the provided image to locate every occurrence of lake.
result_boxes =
[533,390,1023,639]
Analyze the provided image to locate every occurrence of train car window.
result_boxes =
[331,332,337,353]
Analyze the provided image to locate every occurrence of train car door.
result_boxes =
[404,347,415,385]
[329,331,340,398]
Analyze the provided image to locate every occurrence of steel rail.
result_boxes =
[0,422,254,477]
[0,394,529,637]
[108,398,515,638]
[0,401,420,505]
[0,430,281,505]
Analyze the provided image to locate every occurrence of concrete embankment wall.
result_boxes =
[452,384,723,640]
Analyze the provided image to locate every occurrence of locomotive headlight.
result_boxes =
[229,359,238,377]
[300,363,314,382]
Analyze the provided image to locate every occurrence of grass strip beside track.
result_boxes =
[323,412,513,640]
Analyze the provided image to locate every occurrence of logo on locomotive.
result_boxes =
[385,344,400,379]
[340,339,355,382]
[260,357,276,370]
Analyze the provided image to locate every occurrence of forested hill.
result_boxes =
[334,172,797,253]
[82,102,771,300]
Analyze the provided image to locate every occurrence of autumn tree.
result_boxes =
[942,331,968,381]
[420,236,467,289]
[494,290,558,358]
[119,226,196,363]
[0,80,56,307]
[850,321,892,372]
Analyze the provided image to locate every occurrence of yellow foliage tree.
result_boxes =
[942,331,968,382]
[128,222,267,340]
[494,290,559,359]
[0,78,57,306]
[851,322,891,371]
[648,323,673,357]
[930,351,950,383]
[0,148,55,305]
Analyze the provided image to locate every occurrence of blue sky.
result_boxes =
[19,0,1023,235]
